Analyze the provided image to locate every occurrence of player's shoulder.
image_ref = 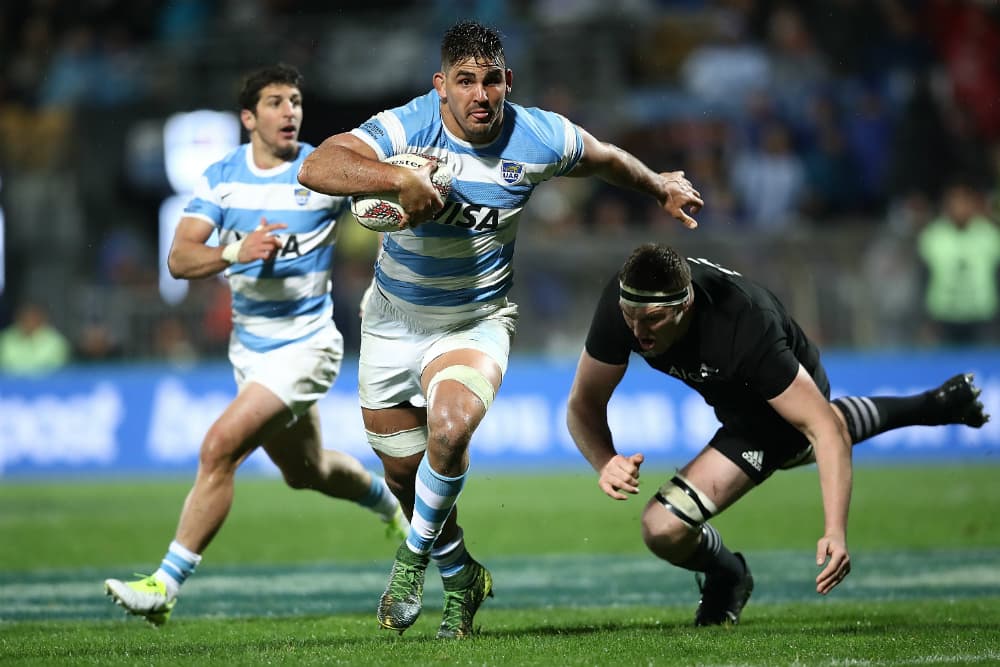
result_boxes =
[693,262,786,340]
[386,90,441,124]
[202,144,250,184]
[506,101,575,144]
[358,90,442,148]
[502,102,583,171]
[690,262,755,316]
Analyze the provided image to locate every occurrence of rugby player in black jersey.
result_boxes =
[567,243,990,626]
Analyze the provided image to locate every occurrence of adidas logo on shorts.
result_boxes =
[741,450,764,471]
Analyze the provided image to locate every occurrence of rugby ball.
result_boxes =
[351,153,453,232]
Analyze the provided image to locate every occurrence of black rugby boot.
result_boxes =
[929,373,990,428]
[694,553,754,626]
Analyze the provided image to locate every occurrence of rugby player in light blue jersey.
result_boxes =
[298,21,704,639]
[104,64,407,626]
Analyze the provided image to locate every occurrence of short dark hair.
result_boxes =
[619,243,691,293]
[440,20,505,71]
[238,63,303,112]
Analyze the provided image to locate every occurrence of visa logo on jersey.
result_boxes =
[500,160,524,184]
[433,201,501,231]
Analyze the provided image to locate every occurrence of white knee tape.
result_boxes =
[365,426,428,457]
[426,365,495,411]
[653,473,719,532]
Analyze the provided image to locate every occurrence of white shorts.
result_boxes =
[359,288,518,410]
[230,324,344,418]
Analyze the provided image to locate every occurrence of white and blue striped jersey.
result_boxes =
[351,90,584,326]
[183,143,349,353]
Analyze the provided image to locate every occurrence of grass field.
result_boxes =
[2,464,999,665]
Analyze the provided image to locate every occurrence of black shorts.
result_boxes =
[710,362,831,484]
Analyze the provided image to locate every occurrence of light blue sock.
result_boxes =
[407,457,466,554]
[153,540,201,599]
[431,528,470,578]
[356,472,398,520]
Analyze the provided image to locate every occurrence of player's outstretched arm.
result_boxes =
[567,350,642,500]
[568,127,703,229]
[769,364,853,595]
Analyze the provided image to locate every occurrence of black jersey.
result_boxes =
[585,258,824,435]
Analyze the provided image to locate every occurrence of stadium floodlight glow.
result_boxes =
[159,110,238,303]
[162,110,240,195]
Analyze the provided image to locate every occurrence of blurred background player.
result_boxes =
[103,64,407,626]
[917,179,1000,346]
[297,20,703,638]
[0,301,71,375]
[568,243,989,626]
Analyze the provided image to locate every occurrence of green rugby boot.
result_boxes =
[383,506,409,542]
[377,543,429,633]
[436,558,494,639]
[104,574,176,627]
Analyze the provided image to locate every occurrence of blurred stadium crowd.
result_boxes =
[0,0,998,372]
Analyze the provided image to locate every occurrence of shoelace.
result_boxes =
[386,561,424,599]
[439,587,472,631]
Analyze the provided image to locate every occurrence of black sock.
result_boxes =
[677,524,744,581]
[833,393,938,444]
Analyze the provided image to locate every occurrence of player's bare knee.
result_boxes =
[641,501,691,555]
[424,365,494,460]
[198,425,242,474]
[426,416,474,457]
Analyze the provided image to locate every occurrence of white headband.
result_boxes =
[619,282,690,308]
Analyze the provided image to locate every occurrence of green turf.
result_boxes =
[1,465,998,665]
[2,465,997,570]
[2,600,998,666]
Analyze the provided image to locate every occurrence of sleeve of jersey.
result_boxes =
[734,308,800,401]
[543,111,584,177]
[182,170,223,227]
[584,275,631,365]
[349,92,435,161]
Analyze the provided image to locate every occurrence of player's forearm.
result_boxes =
[566,401,618,472]
[813,431,853,540]
[298,138,402,196]
[585,142,664,197]
[168,240,230,280]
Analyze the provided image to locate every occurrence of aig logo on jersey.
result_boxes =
[294,187,311,206]
[500,160,524,185]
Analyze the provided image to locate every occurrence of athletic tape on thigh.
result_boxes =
[653,473,719,531]
[426,365,495,411]
[365,426,429,457]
